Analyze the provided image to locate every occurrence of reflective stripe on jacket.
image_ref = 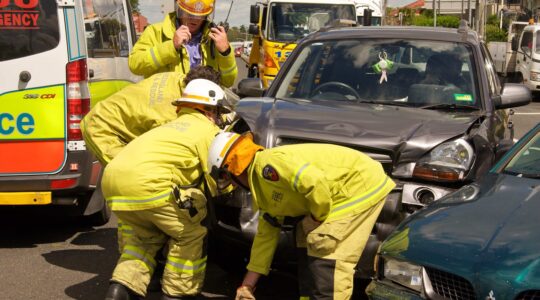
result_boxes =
[246,144,395,275]
[128,12,237,88]
[81,72,184,165]
[101,108,219,211]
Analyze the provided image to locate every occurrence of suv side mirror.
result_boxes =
[238,78,265,98]
[363,9,372,26]
[511,36,518,52]
[494,83,531,109]
[250,5,259,24]
[248,24,259,35]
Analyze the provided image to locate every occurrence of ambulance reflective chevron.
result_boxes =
[0,0,140,224]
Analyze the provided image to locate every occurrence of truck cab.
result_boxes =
[515,23,540,93]
[247,0,357,88]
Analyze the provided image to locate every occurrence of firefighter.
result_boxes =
[81,66,222,260]
[102,79,229,300]
[207,132,396,300]
[128,0,237,88]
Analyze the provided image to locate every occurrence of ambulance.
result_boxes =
[0,0,140,224]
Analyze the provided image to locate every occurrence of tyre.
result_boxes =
[85,199,111,226]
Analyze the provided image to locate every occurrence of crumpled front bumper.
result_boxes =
[365,280,424,300]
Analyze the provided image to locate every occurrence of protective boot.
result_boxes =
[105,282,141,300]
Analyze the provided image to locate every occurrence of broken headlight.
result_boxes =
[413,138,474,182]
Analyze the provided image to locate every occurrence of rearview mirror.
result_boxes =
[238,78,264,98]
[511,36,518,52]
[248,24,259,35]
[494,83,531,109]
[250,5,259,24]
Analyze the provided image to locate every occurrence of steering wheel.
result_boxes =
[311,81,361,100]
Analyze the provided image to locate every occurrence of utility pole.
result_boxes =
[434,0,437,27]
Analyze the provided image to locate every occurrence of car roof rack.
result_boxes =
[457,19,469,40]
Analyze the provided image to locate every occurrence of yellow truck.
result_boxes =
[247,0,357,87]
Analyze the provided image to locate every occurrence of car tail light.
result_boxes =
[51,178,77,189]
[264,51,277,68]
[66,59,90,141]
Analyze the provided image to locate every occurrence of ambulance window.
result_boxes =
[83,0,131,58]
[0,0,60,62]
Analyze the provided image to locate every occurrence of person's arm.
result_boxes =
[81,101,132,165]
[209,25,237,88]
[128,25,179,77]
[289,161,332,221]
[246,212,281,275]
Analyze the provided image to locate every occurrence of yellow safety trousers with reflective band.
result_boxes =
[121,244,157,273]
[101,108,220,211]
[112,196,208,297]
[128,12,237,88]
[245,144,395,275]
[81,72,185,165]
[166,256,207,275]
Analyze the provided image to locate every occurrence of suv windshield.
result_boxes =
[276,39,479,108]
[0,0,60,62]
[268,3,355,42]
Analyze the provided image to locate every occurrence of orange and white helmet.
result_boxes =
[207,131,264,189]
[172,78,230,112]
[176,0,214,17]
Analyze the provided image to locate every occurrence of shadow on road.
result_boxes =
[43,228,119,300]
[0,207,95,248]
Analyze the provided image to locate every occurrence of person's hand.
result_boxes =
[235,285,255,300]
[209,25,230,54]
[173,25,191,49]
[302,214,322,235]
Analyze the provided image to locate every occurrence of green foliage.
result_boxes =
[412,14,433,26]
[410,13,459,28]
[485,24,507,42]
[487,14,500,26]
[227,26,252,42]
[130,0,140,13]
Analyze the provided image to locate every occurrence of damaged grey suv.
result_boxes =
[210,23,531,278]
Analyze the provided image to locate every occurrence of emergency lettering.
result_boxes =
[0,11,39,28]
[0,112,35,135]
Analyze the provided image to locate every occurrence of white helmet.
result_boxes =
[208,132,242,171]
[173,79,230,112]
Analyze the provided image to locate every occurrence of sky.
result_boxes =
[140,0,258,28]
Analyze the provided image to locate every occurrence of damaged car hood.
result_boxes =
[235,97,482,161]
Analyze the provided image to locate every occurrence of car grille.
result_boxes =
[425,266,476,300]
[516,290,540,300]
[276,137,394,174]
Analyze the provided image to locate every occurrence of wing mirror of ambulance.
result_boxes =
[494,83,531,109]
[238,78,265,98]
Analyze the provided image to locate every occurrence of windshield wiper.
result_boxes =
[358,100,409,106]
[420,103,479,110]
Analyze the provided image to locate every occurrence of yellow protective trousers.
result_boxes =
[296,198,386,300]
[111,190,207,297]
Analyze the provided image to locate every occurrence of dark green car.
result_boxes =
[367,122,540,299]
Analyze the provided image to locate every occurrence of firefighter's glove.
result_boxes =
[302,214,322,235]
[235,285,255,300]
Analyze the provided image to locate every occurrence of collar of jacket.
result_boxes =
[163,12,211,43]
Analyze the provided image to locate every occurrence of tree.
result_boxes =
[130,0,140,13]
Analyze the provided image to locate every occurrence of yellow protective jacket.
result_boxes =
[101,108,220,211]
[128,12,237,88]
[81,72,184,165]
[245,144,395,275]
